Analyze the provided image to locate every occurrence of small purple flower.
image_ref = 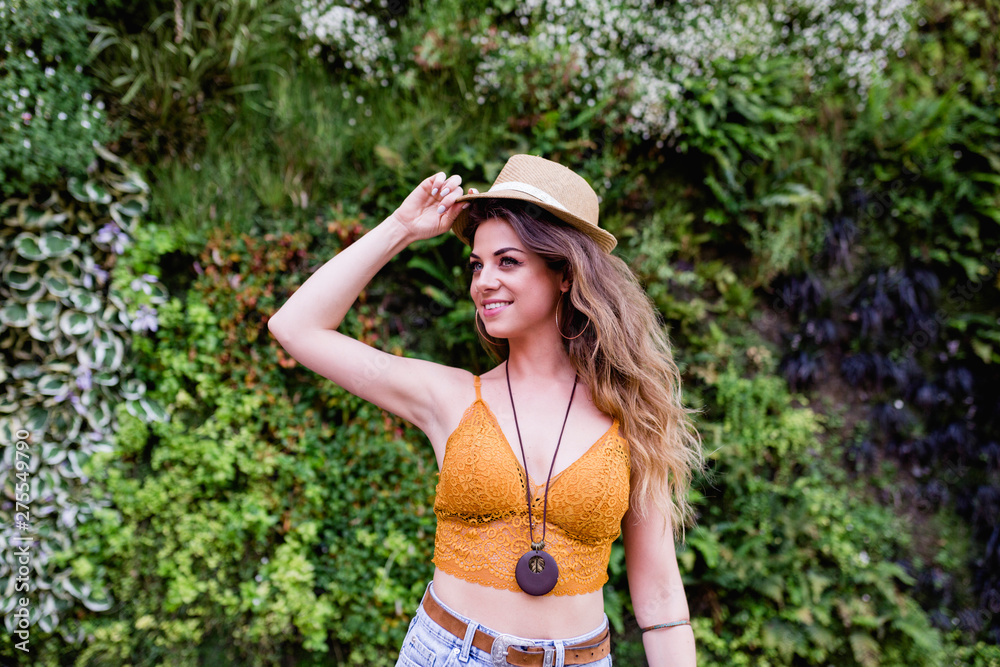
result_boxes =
[130,304,159,333]
[56,390,88,416]
[130,273,159,294]
[96,222,128,255]
[82,264,108,289]
[76,369,93,391]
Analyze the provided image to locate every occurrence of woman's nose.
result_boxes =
[477,264,501,291]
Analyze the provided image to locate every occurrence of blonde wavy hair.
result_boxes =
[465,200,705,537]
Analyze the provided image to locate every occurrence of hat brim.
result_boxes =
[451,190,617,254]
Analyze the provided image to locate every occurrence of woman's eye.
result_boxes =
[468,261,482,273]
[500,256,520,267]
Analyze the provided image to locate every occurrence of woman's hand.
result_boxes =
[390,172,468,242]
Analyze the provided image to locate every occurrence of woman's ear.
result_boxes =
[560,267,573,293]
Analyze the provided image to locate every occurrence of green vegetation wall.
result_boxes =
[1,0,998,665]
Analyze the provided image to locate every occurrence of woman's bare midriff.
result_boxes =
[431,569,606,639]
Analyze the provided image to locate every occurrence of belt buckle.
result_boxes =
[491,634,555,667]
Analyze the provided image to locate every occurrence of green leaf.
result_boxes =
[84,181,113,205]
[849,631,882,667]
[59,311,96,338]
[42,274,72,297]
[37,373,71,396]
[29,300,61,321]
[0,303,30,327]
[114,199,147,218]
[120,378,146,401]
[39,231,80,258]
[24,406,50,432]
[3,262,39,292]
[67,177,89,202]
[127,397,169,422]
[69,289,103,314]
[14,232,46,260]
[86,400,114,430]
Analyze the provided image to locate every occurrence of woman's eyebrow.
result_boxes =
[469,248,525,259]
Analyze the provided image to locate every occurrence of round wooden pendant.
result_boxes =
[515,550,559,596]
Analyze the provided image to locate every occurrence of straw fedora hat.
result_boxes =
[451,154,617,253]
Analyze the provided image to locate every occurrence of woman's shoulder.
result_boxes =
[419,365,486,453]
[425,364,480,402]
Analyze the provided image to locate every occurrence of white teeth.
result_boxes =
[484,302,511,310]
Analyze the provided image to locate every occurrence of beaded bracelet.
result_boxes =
[641,619,691,633]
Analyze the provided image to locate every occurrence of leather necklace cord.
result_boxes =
[505,361,579,550]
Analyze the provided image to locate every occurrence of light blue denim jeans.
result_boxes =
[396,582,613,667]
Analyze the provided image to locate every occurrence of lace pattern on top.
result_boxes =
[433,376,631,596]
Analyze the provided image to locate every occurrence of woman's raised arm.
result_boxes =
[267,172,468,446]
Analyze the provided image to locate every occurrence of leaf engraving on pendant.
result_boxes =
[529,555,546,573]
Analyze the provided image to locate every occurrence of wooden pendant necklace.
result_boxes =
[506,361,578,596]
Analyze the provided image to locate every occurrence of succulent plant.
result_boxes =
[0,143,167,638]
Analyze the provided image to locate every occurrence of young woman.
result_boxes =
[268,155,703,666]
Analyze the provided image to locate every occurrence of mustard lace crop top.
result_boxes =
[433,376,631,596]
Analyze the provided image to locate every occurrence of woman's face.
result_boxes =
[469,217,567,340]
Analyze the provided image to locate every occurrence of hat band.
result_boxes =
[488,181,571,214]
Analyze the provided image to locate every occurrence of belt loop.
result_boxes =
[420,581,432,610]
[554,640,565,667]
[459,621,479,662]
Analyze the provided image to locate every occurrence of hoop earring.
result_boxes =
[475,312,494,340]
[556,296,590,340]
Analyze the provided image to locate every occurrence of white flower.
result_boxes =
[296,1,396,80]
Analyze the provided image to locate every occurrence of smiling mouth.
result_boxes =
[483,301,512,315]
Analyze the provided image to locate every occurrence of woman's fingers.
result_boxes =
[428,172,446,195]
[429,172,461,196]
[429,173,463,214]
[436,185,464,214]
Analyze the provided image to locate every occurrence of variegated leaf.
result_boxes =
[55,256,83,281]
[13,232,46,260]
[41,442,67,466]
[85,400,113,430]
[38,231,79,258]
[29,299,61,321]
[3,262,40,292]
[28,317,60,343]
[91,371,118,387]
[121,377,145,400]
[127,396,169,422]
[37,373,71,396]
[13,280,46,301]
[12,362,42,380]
[48,409,80,441]
[52,336,78,357]
[41,273,71,298]
[69,289,102,314]
[58,311,95,338]
[0,303,30,328]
